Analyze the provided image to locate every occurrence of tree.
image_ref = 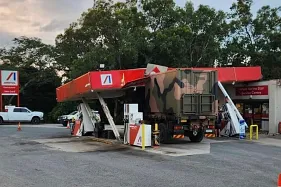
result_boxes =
[55,0,148,80]
[144,1,229,67]
[221,0,281,79]
[0,36,61,121]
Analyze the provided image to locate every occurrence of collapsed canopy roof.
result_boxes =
[56,65,262,102]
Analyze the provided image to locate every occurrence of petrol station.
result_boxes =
[55,63,281,150]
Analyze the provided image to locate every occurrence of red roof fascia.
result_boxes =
[89,68,145,90]
[122,76,150,88]
[56,72,91,102]
[189,66,262,83]
[121,66,262,88]
[56,68,146,102]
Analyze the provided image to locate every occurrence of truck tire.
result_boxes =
[31,117,40,124]
[0,117,3,125]
[159,123,168,144]
[188,130,204,143]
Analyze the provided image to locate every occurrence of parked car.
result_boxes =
[58,110,101,127]
[0,106,44,124]
[57,111,79,126]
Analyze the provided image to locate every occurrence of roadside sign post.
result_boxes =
[0,70,20,130]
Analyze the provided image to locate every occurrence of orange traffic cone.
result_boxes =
[66,121,70,129]
[278,173,281,187]
[17,122,21,131]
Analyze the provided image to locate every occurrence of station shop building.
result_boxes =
[218,80,281,135]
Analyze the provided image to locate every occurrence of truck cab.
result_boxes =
[0,106,44,124]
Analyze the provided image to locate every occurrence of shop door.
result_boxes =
[244,104,253,126]
[252,104,262,129]
[244,103,262,129]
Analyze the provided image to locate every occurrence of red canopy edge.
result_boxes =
[121,66,262,88]
[190,66,262,83]
[56,66,262,102]
[56,68,146,102]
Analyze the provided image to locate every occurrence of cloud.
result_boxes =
[0,0,93,46]
[0,0,25,7]
[0,2,9,7]
[40,20,69,32]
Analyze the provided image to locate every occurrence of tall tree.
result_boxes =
[221,0,281,79]
[139,0,229,67]
[55,0,148,80]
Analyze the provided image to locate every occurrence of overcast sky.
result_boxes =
[0,0,280,48]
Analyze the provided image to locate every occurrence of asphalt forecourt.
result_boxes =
[25,124,230,157]
[2,123,280,158]
[1,124,281,187]
[0,122,232,156]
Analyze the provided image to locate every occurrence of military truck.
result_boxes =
[143,68,218,143]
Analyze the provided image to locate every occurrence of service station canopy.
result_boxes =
[56,64,262,102]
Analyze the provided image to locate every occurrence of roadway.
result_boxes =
[0,124,280,187]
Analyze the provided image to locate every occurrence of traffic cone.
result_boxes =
[66,121,70,129]
[17,122,21,131]
[278,173,281,187]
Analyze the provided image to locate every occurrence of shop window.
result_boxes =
[262,103,269,119]
[244,104,252,119]
[253,105,262,119]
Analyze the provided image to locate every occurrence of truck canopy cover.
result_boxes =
[145,69,218,116]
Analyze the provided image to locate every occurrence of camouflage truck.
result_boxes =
[144,68,218,143]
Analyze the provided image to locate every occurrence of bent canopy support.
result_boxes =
[217,81,248,133]
[96,92,121,142]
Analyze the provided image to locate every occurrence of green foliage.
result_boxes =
[221,0,281,79]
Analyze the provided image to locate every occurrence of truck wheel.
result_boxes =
[188,130,204,143]
[159,123,168,144]
[31,117,40,124]
[0,117,3,125]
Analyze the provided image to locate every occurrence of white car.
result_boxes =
[57,111,79,126]
[57,110,101,126]
[0,106,44,124]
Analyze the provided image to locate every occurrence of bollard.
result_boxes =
[250,125,258,140]
[278,173,281,187]
[141,123,145,150]
[153,123,160,147]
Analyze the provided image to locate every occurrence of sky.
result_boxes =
[0,0,281,48]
